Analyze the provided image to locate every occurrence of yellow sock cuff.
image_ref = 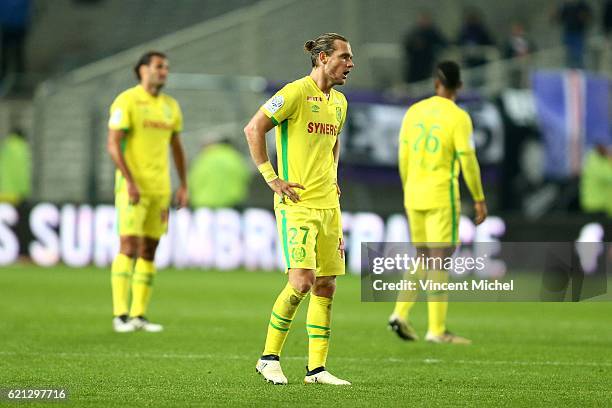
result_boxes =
[111,253,134,274]
[268,283,306,331]
[286,283,307,301]
[309,293,332,307]
[135,258,155,274]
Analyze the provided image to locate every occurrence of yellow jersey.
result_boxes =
[398,96,484,210]
[108,85,183,195]
[260,76,347,209]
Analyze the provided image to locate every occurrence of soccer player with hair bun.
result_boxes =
[244,33,354,385]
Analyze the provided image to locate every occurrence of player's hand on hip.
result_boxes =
[175,185,189,208]
[474,201,488,225]
[127,181,140,205]
[268,178,305,203]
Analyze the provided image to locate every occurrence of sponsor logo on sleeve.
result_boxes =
[109,108,122,126]
[264,95,284,114]
[336,107,342,122]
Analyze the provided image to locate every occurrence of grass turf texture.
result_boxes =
[1,264,610,407]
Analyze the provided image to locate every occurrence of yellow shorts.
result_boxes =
[115,193,171,240]
[407,206,460,247]
[274,203,345,277]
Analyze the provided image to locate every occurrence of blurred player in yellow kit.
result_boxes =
[244,33,354,385]
[388,61,487,344]
[107,51,188,333]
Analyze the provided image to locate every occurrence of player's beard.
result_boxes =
[152,73,167,92]
[152,79,165,93]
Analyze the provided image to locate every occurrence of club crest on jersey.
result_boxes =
[264,95,284,114]
[311,104,320,113]
[291,246,306,262]
[336,107,342,122]
[163,104,172,120]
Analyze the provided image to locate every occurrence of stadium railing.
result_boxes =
[30,0,611,204]
[361,36,611,97]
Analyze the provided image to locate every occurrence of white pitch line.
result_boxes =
[1,351,611,368]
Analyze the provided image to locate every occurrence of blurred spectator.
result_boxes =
[580,145,612,217]
[502,22,536,88]
[553,0,592,68]
[402,12,448,83]
[503,22,536,59]
[0,128,31,205]
[604,0,612,38]
[0,0,31,87]
[0,127,32,256]
[188,138,251,208]
[457,8,495,69]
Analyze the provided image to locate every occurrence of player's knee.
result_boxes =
[289,269,315,293]
[313,278,336,298]
[292,277,314,293]
[138,239,159,261]
[119,237,137,258]
[138,246,156,261]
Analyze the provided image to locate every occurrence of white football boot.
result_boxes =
[255,359,288,385]
[425,330,471,344]
[113,316,135,333]
[304,368,351,385]
[129,316,164,332]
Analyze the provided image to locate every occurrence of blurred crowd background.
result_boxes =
[0,0,611,243]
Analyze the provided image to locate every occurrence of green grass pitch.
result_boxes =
[1,264,610,407]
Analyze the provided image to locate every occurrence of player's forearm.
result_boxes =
[106,133,134,184]
[333,139,340,171]
[244,125,270,166]
[171,136,188,187]
[458,151,485,202]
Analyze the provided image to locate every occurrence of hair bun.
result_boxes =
[304,40,315,52]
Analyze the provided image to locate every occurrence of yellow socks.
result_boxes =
[262,283,307,357]
[111,253,134,316]
[392,301,415,320]
[427,269,448,336]
[306,294,332,371]
[391,267,423,320]
[129,258,156,317]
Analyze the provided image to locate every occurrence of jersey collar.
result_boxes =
[135,84,160,100]
[305,75,333,102]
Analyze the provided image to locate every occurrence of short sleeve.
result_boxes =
[108,93,132,131]
[453,110,475,154]
[259,82,300,126]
